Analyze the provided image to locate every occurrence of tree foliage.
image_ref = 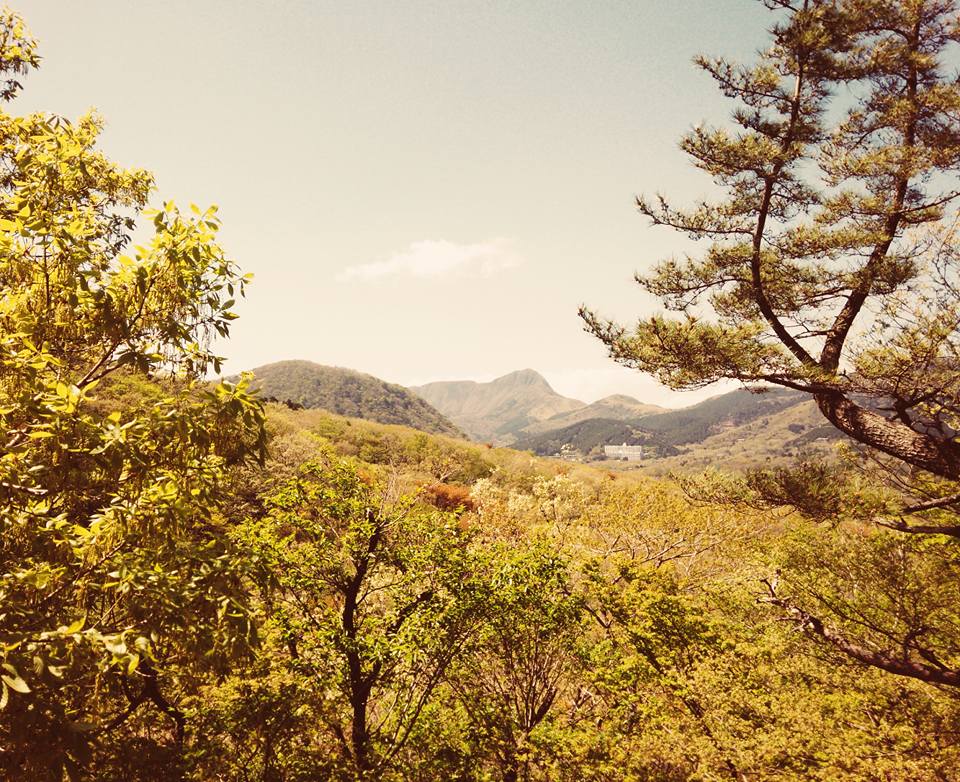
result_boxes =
[222,454,481,780]
[0,9,265,776]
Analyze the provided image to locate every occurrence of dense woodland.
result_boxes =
[5,2,960,780]
[238,361,464,439]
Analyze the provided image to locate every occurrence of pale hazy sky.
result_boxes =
[14,1,767,405]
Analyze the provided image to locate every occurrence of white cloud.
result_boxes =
[338,238,520,282]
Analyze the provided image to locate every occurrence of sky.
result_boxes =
[13,1,770,406]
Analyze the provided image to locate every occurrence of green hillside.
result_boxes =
[518,393,666,437]
[513,386,809,462]
[635,400,847,475]
[238,360,464,438]
[633,387,807,446]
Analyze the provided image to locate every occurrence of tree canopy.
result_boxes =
[0,8,265,776]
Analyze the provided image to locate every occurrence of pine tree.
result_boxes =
[582,0,960,483]
[582,0,960,688]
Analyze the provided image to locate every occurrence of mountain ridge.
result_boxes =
[239,363,832,467]
[514,386,814,461]
[518,393,667,438]
[411,369,585,444]
[234,360,464,438]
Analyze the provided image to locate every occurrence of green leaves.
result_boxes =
[231,453,482,776]
[580,310,792,389]
[0,661,30,711]
[0,8,265,775]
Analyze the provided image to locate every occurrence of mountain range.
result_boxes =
[410,369,665,445]
[639,398,844,475]
[410,370,585,444]
[513,386,843,464]
[235,362,843,469]
[412,370,845,467]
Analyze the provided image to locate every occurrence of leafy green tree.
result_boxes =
[763,525,960,686]
[0,9,265,777]
[224,454,481,780]
[448,544,587,782]
[577,562,741,781]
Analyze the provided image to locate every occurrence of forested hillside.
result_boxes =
[202,403,960,781]
[517,393,667,436]
[512,386,835,467]
[514,416,679,458]
[629,388,806,446]
[239,360,463,437]
[639,399,847,475]
[6,3,960,781]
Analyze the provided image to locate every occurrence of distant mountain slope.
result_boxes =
[636,399,846,475]
[632,387,807,446]
[239,361,464,438]
[519,394,666,437]
[514,386,813,462]
[411,369,584,444]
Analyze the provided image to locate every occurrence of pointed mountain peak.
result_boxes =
[494,368,552,390]
[596,394,642,405]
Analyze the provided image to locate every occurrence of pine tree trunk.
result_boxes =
[814,392,960,480]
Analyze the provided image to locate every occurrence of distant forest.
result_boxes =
[242,360,463,437]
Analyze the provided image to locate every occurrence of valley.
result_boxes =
[242,362,846,471]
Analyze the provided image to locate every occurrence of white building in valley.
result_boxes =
[603,443,646,461]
